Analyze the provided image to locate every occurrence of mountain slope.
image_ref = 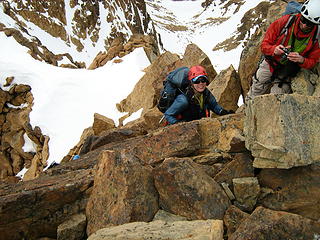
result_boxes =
[0,0,158,67]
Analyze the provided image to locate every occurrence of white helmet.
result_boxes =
[301,0,320,25]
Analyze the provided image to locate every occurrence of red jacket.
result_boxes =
[261,13,320,70]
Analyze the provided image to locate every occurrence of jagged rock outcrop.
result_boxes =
[0,0,160,68]
[0,79,48,181]
[88,34,159,70]
[208,64,241,112]
[116,51,180,118]
[244,94,320,169]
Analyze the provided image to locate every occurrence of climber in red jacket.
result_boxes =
[247,0,320,99]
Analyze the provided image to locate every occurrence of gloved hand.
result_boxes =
[220,109,235,115]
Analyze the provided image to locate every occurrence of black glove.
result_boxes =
[220,109,235,116]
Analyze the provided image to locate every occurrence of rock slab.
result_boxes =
[245,94,320,168]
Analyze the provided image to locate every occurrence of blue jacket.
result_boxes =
[164,88,224,124]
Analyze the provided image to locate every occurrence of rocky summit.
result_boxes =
[1,0,320,240]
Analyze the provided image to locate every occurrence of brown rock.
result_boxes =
[0,152,14,179]
[0,88,9,112]
[258,164,320,220]
[233,177,260,212]
[116,51,180,117]
[199,113,244,154]
[154,157,231,220]
[57,213,87,240]
[4,76,14,87]
[0,169,93,240]
[14,84,31,93]
[229,207,320,240]
[208,65,241,112]
[181,43,217,81]
[153,209,187,222]
[121,107,163,133]
[224,205,249,238]
[23,136,50,181]
[214,152,254,187]
[92,113,115,135]
[86,150,159,236]
[192,152,232,165]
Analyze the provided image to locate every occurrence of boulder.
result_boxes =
[153,157,231,220]
[87,219,224,240]
[224,205,249,238]
[198,113,244,154]
[180,43,217,81]
[233,177,260,212]
[244,94,320,168]
[229,207,320,240]
[291,68,320,96]
[258,164,320,220]
[23,136,50,181]
[86,150,159,236]
[92,113,115,135]
[0,169,93,240]
[208,64,241,112]
[57,213,87,240]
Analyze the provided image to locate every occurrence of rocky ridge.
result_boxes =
[0,0,159,68]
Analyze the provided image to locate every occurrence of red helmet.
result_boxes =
[188,65,208,82]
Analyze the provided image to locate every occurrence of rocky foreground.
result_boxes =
[1,90,320,240]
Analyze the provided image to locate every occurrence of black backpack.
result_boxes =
[157,67,190,113]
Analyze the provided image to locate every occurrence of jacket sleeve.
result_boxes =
[261,15,290,56]
[206,91,224,115]
[164,94,189,125]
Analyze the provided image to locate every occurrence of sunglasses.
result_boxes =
[300,16,315,27]
[192,76,209,84]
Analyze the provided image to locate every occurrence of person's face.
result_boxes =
[299,16,316,32]
[192,76,208,93]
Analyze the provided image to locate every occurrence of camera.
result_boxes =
[281,47,291,61]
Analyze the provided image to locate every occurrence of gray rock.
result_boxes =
[245,94,320,169]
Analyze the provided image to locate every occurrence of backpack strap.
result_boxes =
[279,14,296,45]
[313,25,320,44]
